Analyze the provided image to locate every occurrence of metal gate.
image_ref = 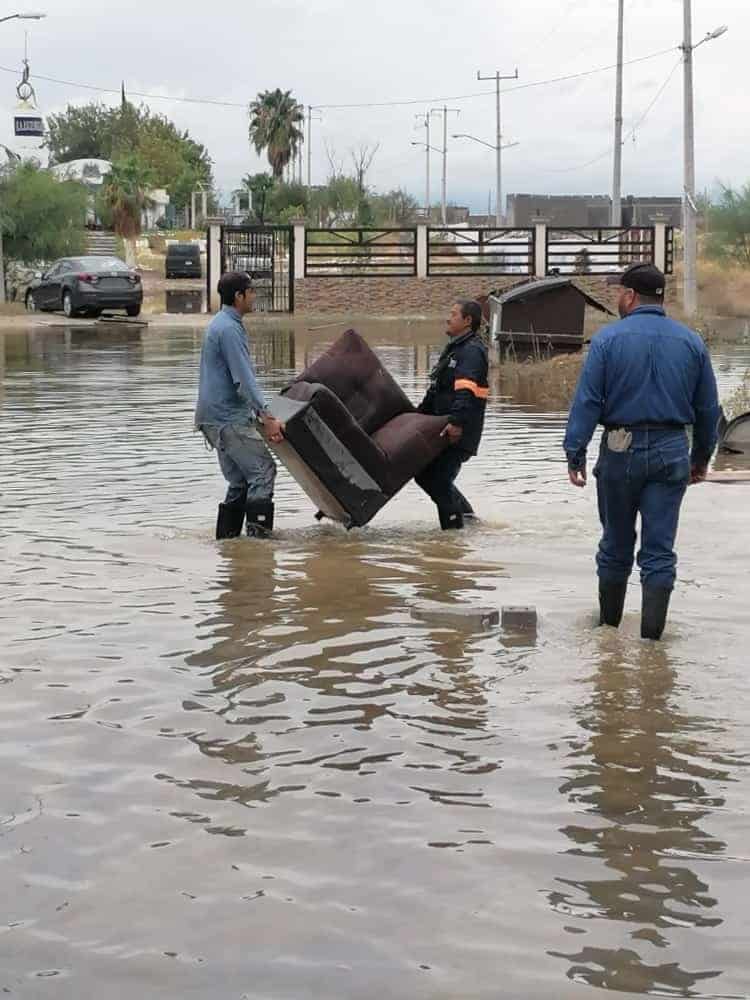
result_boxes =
[216,225,294,313]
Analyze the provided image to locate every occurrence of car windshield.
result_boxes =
[69,257,129,272]
[169,245,196,255]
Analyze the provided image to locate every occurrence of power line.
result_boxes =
[0,64,247,107]
[0,45,678,114]
[314,46,677,109]
[547,56,682,173]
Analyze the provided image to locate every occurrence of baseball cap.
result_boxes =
[606,262,665,296]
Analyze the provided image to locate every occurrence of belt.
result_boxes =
[604,423,685,432]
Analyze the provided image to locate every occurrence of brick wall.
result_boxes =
[294,275,516,315]
[293,274,642,315]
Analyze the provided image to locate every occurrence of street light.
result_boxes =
[452,133,520,223]
[0,11,47,305]
[681,6,728,316]
[0,12,47,23]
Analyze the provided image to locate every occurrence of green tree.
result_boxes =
[101,155,154,264]
[46,103,119,162]
[372,188,420,225]
[0,162,87,262]
[243,172,275,224]
[248,89,304,180]
[705,183,750,265]
[268,181,309,221]
[46,100,214,215]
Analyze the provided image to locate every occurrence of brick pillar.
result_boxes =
[292,219,306,280]
[205,217,224,313]
[416,223,428,278]
[650,213,669,274]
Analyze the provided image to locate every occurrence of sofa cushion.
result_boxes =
[371,412,449,494]
[283,381,390,490]
[289,328,414,434]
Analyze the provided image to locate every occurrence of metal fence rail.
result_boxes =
[221,225,293,312]
[427,227,534,276]
[545,226,660,276]
[304,228,416,276]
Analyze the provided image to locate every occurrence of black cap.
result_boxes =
[606,262,665,296]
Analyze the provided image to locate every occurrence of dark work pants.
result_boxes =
[415,447,473,514]
[594,429,690,590]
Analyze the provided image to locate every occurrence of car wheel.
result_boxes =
[126,305,142,318]
[25,291,37,312]
[62,291,77,318]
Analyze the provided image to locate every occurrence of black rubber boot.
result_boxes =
[246,501,275,538]
[216,502,245,540]
[641,585,672,640]
[456,491,477,520]
[438,507,464,530]
[599,579,628,627]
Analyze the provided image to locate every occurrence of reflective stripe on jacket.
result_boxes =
[419,331,489,455]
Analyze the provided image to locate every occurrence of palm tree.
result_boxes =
[248,89,304,180]
[102,155,153,266]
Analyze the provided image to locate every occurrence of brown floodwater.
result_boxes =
[1,322,749,1000]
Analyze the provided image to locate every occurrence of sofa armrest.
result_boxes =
[281,382,389,488]
[371,413,450,494]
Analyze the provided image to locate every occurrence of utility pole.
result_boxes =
[415,110,440,219]
[477,68,518,225]
[682,0,697,316]
[307,105,313,190]
[681,11,728,316]
[611,0,624,226]
[306,105,322,192]
[435,106,460,225]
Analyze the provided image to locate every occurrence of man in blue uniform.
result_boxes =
[416,299,489,529]
[195,272,284,539]
[564,263,719,639]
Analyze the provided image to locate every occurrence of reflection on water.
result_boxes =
[550,641,736,994]
[178,537,504,814]
[1,322,749,998]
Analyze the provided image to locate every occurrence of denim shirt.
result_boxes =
[194,306,267,428]
[563,306,719,470]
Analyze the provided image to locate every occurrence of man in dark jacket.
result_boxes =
[564,262,719,639]
[416,298,489,529]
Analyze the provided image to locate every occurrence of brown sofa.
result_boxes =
[260,329,449,527]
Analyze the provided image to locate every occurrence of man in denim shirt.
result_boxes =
[195,272,284,539]
[563,263,719,639]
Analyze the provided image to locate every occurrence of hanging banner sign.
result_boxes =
[14,114,44,137]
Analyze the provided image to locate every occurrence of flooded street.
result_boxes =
[1,321,749,999]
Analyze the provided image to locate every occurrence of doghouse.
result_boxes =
[488,277,614,357]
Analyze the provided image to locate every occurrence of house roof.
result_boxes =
[490,276,614,314]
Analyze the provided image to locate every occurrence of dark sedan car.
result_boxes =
[25,256,143,318]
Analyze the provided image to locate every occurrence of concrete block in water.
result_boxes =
[502,606,538,630]
[411,601,500,630]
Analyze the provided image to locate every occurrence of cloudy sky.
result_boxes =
[0,0,744,211]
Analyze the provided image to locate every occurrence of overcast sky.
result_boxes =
[0,0,745,211]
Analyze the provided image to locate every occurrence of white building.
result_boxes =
[50,158,170,230]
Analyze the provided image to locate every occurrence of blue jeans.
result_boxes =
[593,429,690,589]
[201,423,276,505]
